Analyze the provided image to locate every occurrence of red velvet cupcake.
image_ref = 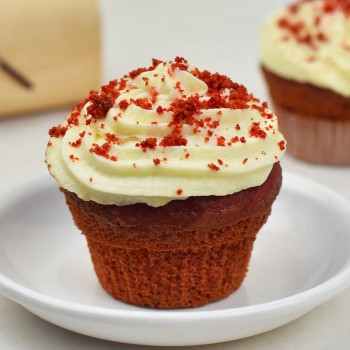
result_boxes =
[260,0,350,165]
[46,57,285,308]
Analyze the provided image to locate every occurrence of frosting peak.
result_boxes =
[46,57,285,207]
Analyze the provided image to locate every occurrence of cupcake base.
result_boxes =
[86,212,269,309]
[62,163,282,309]
[262,66,350,165]
[273,105,350,165]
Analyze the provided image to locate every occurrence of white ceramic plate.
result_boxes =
[1,172,350,346]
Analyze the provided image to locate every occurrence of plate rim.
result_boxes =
[1,171,350,322]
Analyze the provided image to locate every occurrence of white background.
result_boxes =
[0,0,350,349]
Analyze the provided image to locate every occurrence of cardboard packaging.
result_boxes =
[0,0,100,117]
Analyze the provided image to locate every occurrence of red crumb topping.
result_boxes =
[289,3,300,14]
[138,137,157,152]
[171,56,189,71]
[127,58,162,79]
[159,128,188,147]
[323,0,350,16]
[49,125,68,138]
[69,154,79,161]
[132,98,153,110]
[175,81,185,95]
[242,158,248,164]
[278,140,286,150]
[89,177,93,183]
[249,122,267,139]
[156,106,166,114]
[87,91,113,119]
[217,136,226,146]
[48,57,280,172]
[208,163,220,171]
[142,77,149,86]
[89,142,112,159]
[119,99,129,110]
[192,70,236,93]
[176,188,183,195]
[69,138,82,147]
[105,133,119,144]
[169,96,202,126]
[275,0,350,49]
[252,104,274,119]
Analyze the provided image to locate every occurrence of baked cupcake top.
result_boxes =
[46,57,285,207]
[260,0,350,97]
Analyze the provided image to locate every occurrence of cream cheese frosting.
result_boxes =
[260,0,350,97]
[46,57,285,207]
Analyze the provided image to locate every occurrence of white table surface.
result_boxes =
[1,0,350,348]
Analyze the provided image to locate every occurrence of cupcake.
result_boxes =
[260,0,350,165]
[45,57,285,308]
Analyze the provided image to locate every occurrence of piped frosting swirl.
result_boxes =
[46,57,285,207]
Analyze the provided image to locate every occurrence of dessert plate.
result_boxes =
[1,172,350,346]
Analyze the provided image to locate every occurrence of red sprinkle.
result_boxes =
[278,140,286,150]
[208,163,220,171]
[87,92,113,119]
[69,138,82,148]
[217,136,226,146]
[49,125,68,138]
[156,106,166,114]
[131,98,153,110]
[176,188,183,195]
[105,133,119,144]
[119,99,129,110]
[249,122,267,139]
[69,154,79,161]
[139,137,157,152]
[89,142,111,159]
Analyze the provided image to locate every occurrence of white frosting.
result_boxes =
[260,0,350,96]
[46,59,285,207]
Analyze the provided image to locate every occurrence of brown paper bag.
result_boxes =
[0,0,100,117]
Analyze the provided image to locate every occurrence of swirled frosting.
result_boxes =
[46,58,285,207]
[260,0,350,97]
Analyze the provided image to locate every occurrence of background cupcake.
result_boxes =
[45,57,285,308]
[260,0,350,165]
